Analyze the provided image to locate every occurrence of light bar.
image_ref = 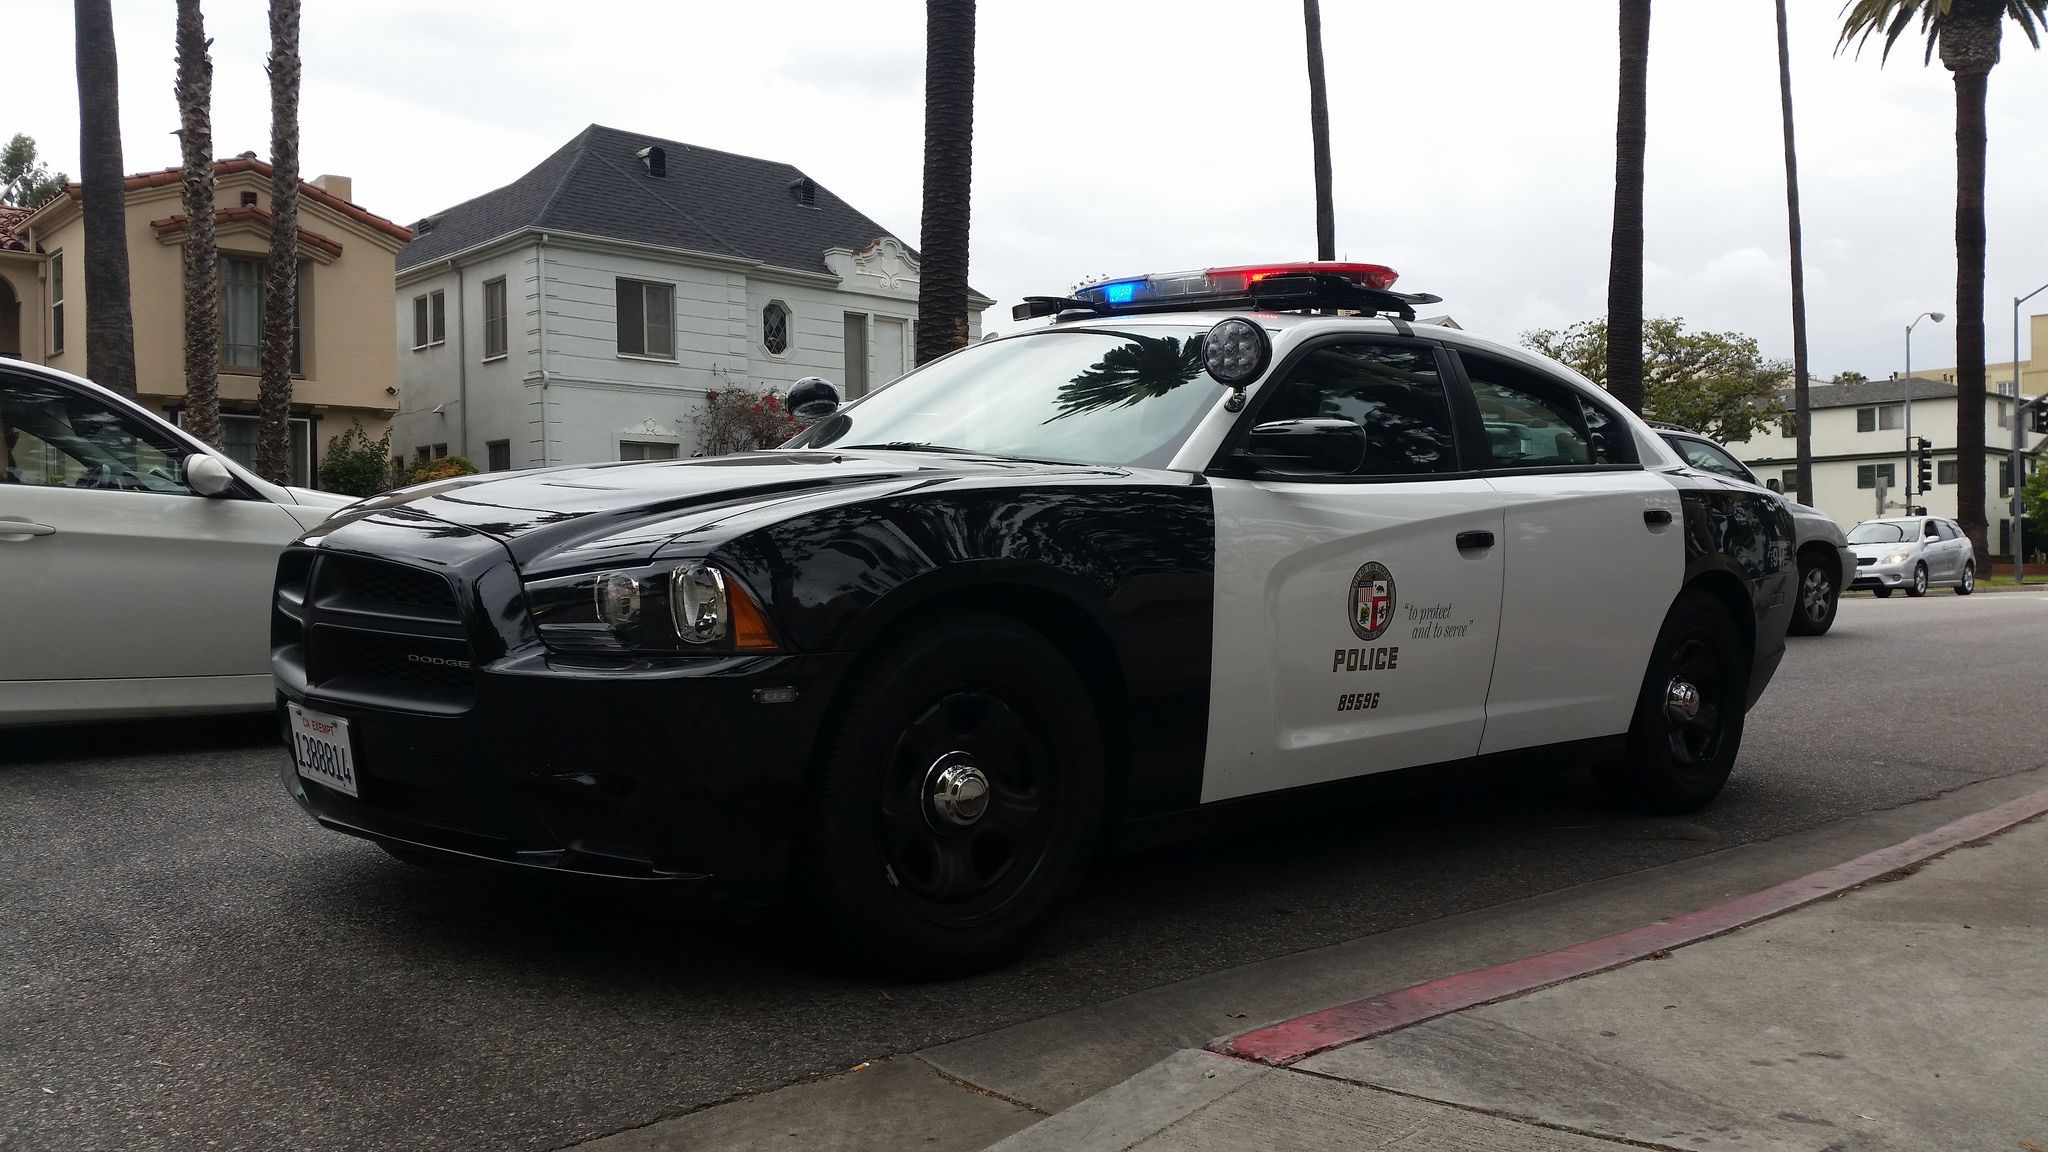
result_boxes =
[1072,261,1400,307]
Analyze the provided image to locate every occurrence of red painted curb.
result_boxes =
[1217,785,2048,1066]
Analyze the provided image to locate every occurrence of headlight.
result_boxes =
[1882,549,1913,565]
[526,561,777,654]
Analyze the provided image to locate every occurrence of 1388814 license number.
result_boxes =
[1337,692,1380,712]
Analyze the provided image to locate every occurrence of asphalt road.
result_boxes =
[4,589,2045,1152]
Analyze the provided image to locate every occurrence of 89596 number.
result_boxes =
[1337,692,1380,712]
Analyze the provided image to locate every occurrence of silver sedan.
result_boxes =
[1846,516,1977,598]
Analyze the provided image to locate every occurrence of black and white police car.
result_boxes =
[273,262,1794,975]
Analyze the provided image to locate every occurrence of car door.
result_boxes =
[0,369,303,687]
[1451,348,1684,755]
[1202,336,1507,803]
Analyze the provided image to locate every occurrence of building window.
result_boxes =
[214,413,311,487]
[763,300,790,356]
[48,252,64,354]
[482,278,507,360]
[2001,465,2014,496]
[219,256,304,373]
[1937,459,1957,486]
[432,443,448,460]
[1856,404,1903,432]
[1856,463,1896,489]
[1778,415,1795,438]
[486,440,510,471]
[412,289,445,350]
[1997,400,2010,428]
[616,278,675,358]
[1780,469,1798,491]
[618,440,678,461]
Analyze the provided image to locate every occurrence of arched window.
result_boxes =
[763,301,791,356]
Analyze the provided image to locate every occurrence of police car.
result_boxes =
[273,262,1794,975]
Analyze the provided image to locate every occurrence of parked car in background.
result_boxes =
[1654,426,1855,636]
[1846,516,1976,599]
[0,361,353,726]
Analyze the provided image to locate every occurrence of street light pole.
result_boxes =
[2016,284,2048,584]
[1905,311,1945,512]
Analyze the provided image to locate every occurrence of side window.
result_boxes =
[1673,436,1752,481]
[1936,521,1959,541]
[1461,352,1630,469]
[1251,341,1459,477]
[0,374,195,495]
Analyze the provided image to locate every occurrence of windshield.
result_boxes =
[787,326,1226,468]
[1848,522,1908,544]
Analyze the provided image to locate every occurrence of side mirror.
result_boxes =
[186,453,235,497]
[1243,418,1365,476]
[1765,478,1782,493]
[787,376,842,421]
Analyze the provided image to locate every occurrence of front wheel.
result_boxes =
[805,613,1103,978]
[1787,551,1838,636]
[1905,563,1929,597]
[1873,586,1894,599]
[1594,589,1746,815]
[1955,564,1975,595]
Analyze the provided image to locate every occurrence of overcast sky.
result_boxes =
[13,0,2048,378]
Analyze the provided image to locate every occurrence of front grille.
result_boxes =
[315,553,460,619]
[1857,556,1875,566]
[290,551,478,711]
[309,626,474,693]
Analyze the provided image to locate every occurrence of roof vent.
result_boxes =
[239,191,259,207]
[237,150,258,161]
[638,146,666,178]
[790,177,817,208]
[413,215,436,234]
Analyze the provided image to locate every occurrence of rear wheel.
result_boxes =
[1955,564,1975,595]
[805,614,1103,978]
[1905,563,1929,597]
[1787,550,1838,636]
[1595,589,1745,814]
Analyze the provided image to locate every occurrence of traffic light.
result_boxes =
[2031,400,2048,434]
[1915,437,1934,492]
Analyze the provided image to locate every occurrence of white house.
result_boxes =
[392,125,990,470]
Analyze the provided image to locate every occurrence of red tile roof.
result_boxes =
[0,205,30,252]
[57,157,412,244]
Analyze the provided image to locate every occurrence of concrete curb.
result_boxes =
[1215,784,2048,1066]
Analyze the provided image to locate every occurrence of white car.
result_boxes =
[0,360,353,726]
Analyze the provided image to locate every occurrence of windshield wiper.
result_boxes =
[839,441,981,455]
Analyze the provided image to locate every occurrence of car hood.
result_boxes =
[1848,539,1915,559]
[316,450,1127,570]
[282,485,354,509]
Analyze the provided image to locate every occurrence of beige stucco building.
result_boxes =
[0,158,411,485]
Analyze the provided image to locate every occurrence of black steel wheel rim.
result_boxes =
[1664,634,1725,767]
[877,688,1058,928]
[1801,566,1832,623]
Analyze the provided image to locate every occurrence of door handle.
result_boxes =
[1455,530,1495,550]
[1644,509,1673,527]
[0,520,57,540]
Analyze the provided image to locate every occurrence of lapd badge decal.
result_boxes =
[1348,562,1396,642]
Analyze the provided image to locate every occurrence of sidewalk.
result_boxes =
[991,807,2048,1151]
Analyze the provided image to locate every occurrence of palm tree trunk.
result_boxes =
[176,0,221,449]
[914,0,975,368]
[1605,0,1651,415]
[1304,0,1335,261]
[1775,0,1812,504]
[1953,64,1990,565]
[73,0,138,400]
[256,0,300,484]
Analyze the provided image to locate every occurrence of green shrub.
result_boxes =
[406,455,480,485]
[320,422,395,496]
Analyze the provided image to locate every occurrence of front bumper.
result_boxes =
[1849,558,1912,589]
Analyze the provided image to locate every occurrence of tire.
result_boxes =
[1787,550,1838,636]
[805,613,1103,978]
[1905,563,1929,597]
[1594,589,1746,815]
[1873,587,1894,599]
[1955,564,1975,595]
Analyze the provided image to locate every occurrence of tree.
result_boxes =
[1775,0,1814,506]
[914,0,974,367]
[1303,0,1335,260]
[318,422,391,496]
[1605,0,1652,415]
[1839,0,2048,569]
[74,0,138,399]
[1836,369,1871,384]
[1053,333,1205,421]
[0,135,68,209]
[175,0,221,449]
[1523,316,1790,444]
[256,0,301,483]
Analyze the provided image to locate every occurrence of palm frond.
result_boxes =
[2008,0,2048,48]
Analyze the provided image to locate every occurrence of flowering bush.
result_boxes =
[406,455,479,485]
[694,385,806,456]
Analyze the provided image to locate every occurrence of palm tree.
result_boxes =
[1840,0,2048,567]
[256,0,301,483]
[1304,0,1335,260]
[914,0,974,368]
[1051,334,1205,421]
[176,0,221,450]
[1776,0,1813,504]
[73,0,138,399]
[1606,0,1652,415]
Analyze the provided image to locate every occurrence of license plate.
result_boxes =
[288,703,358,798]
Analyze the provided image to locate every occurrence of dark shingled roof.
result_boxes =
[1801,377,1958,409]
[397,125,920,279]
